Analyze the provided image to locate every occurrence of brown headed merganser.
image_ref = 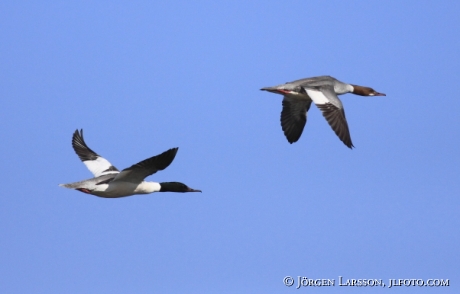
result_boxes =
[261,75,385,148]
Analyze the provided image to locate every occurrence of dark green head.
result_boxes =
[159,182,201,193]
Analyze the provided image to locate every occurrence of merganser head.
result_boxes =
[351,85,386,97]
[159,182,202,193]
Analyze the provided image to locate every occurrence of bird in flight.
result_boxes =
[261,75,385,148]
[59,129,201,197]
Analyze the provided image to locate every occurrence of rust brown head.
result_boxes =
[351,85,386,96]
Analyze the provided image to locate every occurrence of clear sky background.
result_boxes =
[1,1,459,293]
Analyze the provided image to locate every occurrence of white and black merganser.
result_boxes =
[261,75,386,148]
[59,129,201,198]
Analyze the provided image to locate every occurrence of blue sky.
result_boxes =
[1,1,459,293]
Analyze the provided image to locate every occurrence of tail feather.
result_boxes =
[59,174,116,190]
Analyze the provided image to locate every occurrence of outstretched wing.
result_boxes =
[71,129,120,177]
[112,148,178,183]
[304,87,354,149]
[280,96,312,143]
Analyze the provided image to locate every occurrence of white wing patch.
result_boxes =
[83,157,119,178]
[305,89,330,105]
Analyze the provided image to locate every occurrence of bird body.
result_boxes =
[61,176,162,197]
[261,76,385,148]
[59,129,201,198]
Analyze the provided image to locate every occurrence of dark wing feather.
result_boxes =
[280,96,312,143]
[71,129,119,177]
[72,129,100,161]
[112,148,179,183]
[316,103,354,148]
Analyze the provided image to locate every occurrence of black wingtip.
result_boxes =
[71,128,100,161]
[169,147,179,157]
[286,138,297,144]
[344,142,354,149]
[282,126,303,144]
[154,147,179,170]
[72,129,80,139]
[72,129,84,143]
